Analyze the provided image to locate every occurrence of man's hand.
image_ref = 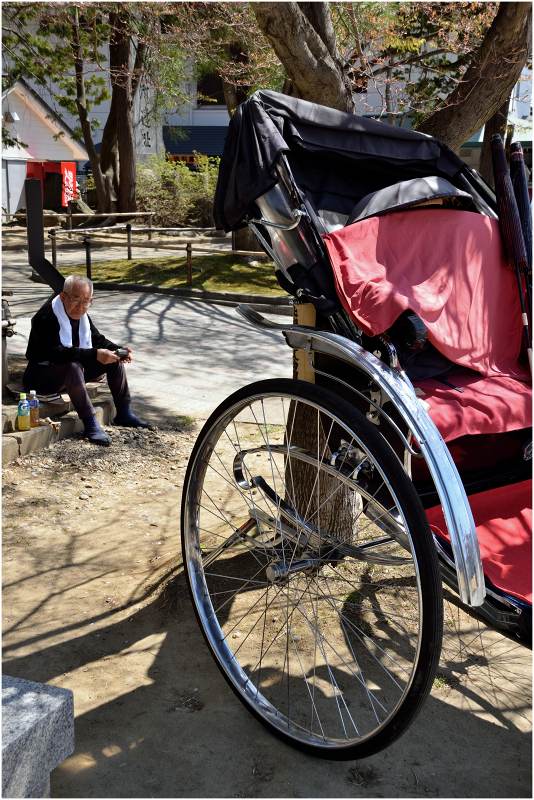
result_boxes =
[97,348,120,364]
[122,346,133,363]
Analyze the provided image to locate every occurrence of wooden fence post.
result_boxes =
[84,236,92,280]
[126,223,132,260]
[186,242,192,285]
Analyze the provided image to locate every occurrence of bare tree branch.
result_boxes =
[417,2,531,150]
[371,48,449,77]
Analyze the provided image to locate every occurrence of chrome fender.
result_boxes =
[284,327,485,607]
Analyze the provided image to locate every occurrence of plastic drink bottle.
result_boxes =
[17,393,31,431]
[28,390,40,427]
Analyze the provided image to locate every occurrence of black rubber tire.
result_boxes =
[181,378,443,759]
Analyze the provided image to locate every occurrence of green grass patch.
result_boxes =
[174,414,196,431]
[63,253,285,296]
[433,672,460,690]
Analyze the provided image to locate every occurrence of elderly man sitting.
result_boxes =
[23,274,148,446]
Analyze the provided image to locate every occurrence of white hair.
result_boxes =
[63,275,93,295]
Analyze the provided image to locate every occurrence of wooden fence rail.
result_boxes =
[47,225,267,286]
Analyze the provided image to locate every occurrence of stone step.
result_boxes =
[3,382,106,433]
[2,395,114,465]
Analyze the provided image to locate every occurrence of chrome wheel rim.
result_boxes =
[183,391,424,750]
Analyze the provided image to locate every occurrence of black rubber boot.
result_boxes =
[82,414,111,446]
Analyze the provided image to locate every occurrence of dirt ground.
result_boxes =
[2,422,532,798]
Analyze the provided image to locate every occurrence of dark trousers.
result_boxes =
[23,361,130,421]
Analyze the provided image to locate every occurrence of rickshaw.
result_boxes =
[180,91,532,758]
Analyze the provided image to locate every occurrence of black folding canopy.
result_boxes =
[214,89,496,231]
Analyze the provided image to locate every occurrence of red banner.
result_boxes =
[61,162,76,206]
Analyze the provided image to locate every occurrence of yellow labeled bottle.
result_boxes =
[17,393,31,431]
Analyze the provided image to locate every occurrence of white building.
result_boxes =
[2,80,88,216]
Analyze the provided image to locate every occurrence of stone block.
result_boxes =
[2,676,74,798]
[57,413,79,440]
[98,399,114,425]
[2,435,20,465]
[86,381,105,399]
[38,400,71,419]
[18,425,59,458]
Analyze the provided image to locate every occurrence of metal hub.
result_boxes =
[266,557,324,584]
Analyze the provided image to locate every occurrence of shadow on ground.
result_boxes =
[3,560,531,799]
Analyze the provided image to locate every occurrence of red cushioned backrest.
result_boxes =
[324,208,525,379]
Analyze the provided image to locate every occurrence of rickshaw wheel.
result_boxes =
[181,378,443,758]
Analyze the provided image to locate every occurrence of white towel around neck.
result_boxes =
[52,294,92,349]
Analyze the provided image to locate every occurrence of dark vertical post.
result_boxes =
[148,213,153,241]
[68,203,73,239]
[50,229,57,269]
[25,178,45,275]
[186,242,193,285]
[126,223,132,260]
[24,178,64,292]
[84,236,92,280]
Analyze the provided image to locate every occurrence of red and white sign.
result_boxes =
[61,162,76,206]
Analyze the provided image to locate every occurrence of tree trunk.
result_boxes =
[416,3,531,150]
[254,2,357,535]
[100,16,147,213]
[232,227,263,253]
[108,10,137,213]
[285,402,358,541]
[100,69,120,211]
[384,62,395,125]
[222,75,249,116]
[478,96,511,186]
[116,91,136,213]
[253,2,354,112]
[71,7,108,213]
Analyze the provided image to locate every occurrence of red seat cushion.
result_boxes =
[414,370,531,442]
[426,480,532,605]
